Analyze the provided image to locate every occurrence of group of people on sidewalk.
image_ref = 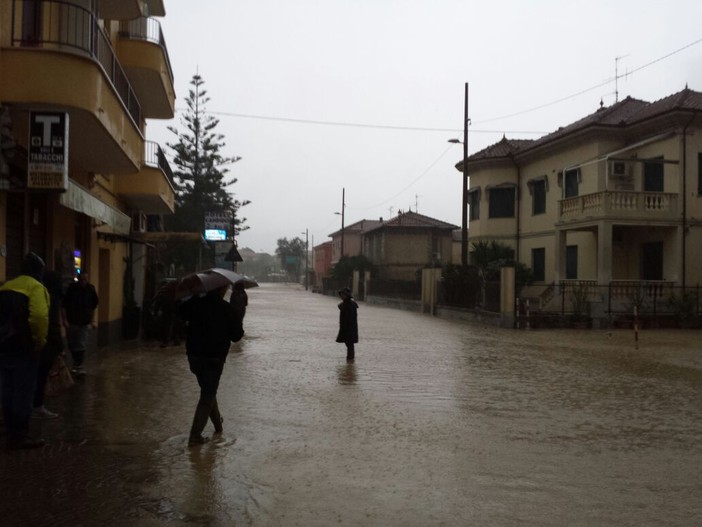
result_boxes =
[0,253,98,450]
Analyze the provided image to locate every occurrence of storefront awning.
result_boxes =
[60,180,131,234]
[96,231,155,247]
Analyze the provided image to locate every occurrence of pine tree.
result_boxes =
[166,73,250,237]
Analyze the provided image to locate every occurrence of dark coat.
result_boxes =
[63,281,99,326]
[336,297,358,344]
[177,292,244,359]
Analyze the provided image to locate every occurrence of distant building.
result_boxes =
[363,211,458,281]
[329,219,382,263]
[313,241,333,291]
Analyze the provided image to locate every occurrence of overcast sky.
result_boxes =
[147,0,702,254]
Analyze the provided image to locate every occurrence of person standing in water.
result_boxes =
[336,287,358,363]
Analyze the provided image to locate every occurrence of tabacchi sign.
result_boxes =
[28,112,69,191]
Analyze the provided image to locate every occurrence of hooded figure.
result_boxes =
[335,287,358,362]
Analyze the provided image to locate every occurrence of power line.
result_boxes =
[348,145,454,211]
[168,36,702,136]
[476,35,702,124]
[173,107,547,135]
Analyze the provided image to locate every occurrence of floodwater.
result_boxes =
[1,283,702,526]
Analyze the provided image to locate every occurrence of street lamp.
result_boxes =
[334,187,346,260]
[301,228,309,290]
[449,83,470,267]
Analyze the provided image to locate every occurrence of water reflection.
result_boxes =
[337,363,357,385]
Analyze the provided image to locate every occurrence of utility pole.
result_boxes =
[340,187,345,258]
[303,228,309,290]
[461,82,469,267]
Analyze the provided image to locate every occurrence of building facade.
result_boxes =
[363,211,457,281]
[0,0,176,343]
[458,88,702,311]
[329,218,381,264]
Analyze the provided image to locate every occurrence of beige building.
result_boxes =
[363,211,457,281]
[0,0,176,343]
[458,88,702,310]
[329,219,381,264]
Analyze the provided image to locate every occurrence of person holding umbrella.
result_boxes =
[177,285,244,446]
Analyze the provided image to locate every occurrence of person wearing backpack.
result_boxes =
[0,253,50,449]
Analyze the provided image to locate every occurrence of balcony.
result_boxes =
[117,141,175,214]
[558,191,678,225]
[4,0,143,173]
[118,17,175,119]
[99,0,144,20]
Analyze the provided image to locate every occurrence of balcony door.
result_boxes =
[641,242,663,280]
[644,158,664,192]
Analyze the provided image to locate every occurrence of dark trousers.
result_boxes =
[345,342,355,361]
[66,324,90,367]
[0,351,39,442]
[188,356,225,438]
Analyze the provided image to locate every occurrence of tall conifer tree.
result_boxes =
[166,74,249,237]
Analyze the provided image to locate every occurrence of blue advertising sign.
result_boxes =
[204,229,227,241]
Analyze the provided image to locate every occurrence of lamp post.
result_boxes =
[449,83,470,267]
[334,187,346,260]
[301,228,309,290]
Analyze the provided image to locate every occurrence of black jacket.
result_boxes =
[63,282,99,326]
[336,297,359,344]
[178,293,244,359]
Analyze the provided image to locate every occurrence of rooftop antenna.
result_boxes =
[415,194,420,213]
[615,55,629,103]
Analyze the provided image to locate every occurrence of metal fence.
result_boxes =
[517,281,702,329]
[367,279,421,301]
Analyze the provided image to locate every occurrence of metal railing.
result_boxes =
[118,17,174,83]
[144,141,175,187]
[11,0,142,127]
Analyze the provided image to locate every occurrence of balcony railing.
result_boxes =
[144,141,175,187]
[559,190,678,222]
[11,0,141,127]
[118,17,174,83]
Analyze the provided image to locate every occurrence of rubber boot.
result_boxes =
[210,399,224,434]
[188,400,212,446]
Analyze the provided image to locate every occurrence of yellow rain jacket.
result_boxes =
[0,274,50,351]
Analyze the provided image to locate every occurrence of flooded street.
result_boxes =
[2,283,702,526]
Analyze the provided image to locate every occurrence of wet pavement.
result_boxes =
[2,282,702,526]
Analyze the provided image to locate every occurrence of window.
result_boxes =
[566,245,578,279]
[532,248,545,282]
[564,169,579,198]
[468,190,480,221]
[488,187,515,218]
[531,179,546,215]
[644,157,664,192]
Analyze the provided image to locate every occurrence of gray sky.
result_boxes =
[147,0,702,254]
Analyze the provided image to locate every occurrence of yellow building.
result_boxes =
[363,211,457,281]
[0,0,175,344]
[458,89,702,313]
[329,219,382,264]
